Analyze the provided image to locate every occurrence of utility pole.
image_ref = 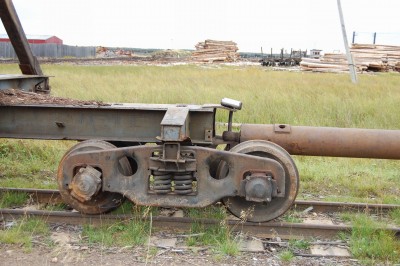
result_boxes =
[337,0,357,83]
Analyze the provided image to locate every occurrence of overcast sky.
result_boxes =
[2,0,399,53]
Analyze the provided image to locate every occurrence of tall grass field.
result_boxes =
[1,63,400,263]
[0,63,399,204]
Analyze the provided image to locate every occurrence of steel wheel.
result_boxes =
[57,140,132,214]
[219,140,299,222]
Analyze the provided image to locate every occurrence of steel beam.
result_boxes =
[0,104,215,145]
[0,74,49,92]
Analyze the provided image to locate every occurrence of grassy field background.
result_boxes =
[0,63,399,204]
[1,63,399,264]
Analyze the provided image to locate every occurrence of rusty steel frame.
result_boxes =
[0,104,215,145]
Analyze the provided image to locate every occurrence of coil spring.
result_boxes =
[174,172,193,195]
[153,171,172,194]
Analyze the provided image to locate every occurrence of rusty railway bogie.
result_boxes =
[59,142,287,206]
[1,0,400,222]
[53,101,299,222]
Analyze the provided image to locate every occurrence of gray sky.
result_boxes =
[2,0,400,53]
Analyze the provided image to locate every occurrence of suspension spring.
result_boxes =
[153,171,172,194]
[174,172,194,195]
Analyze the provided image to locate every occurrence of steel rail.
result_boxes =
[1,187,398,214]
[1,208,399,239]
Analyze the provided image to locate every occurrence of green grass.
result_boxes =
[281,210,303,223]
[0,64,398,202]
[44,203,69,211]
[279,250,295,262]
[296,156,400,203]
[343,213,400,264]
[185,205,240,256]
[0,218,50,250]
[2,64,400,128]
[390,209,400,226]
[110,201,135,214]
[82,205,155,247]
[186,221,239,256]
[43,66,400,129]
[289,239,310,250]
[0,139,73,188]
[83,218,150,247]
[0,191,28,208]
[185,205,227,220]
[0,63,399,261]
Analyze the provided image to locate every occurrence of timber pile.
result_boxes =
[96,46,133,57]
[300,44,400,73]
[190,40,239,63]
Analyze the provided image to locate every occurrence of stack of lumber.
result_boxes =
[351,44,400,71]
[300,55,359,73]
[191,40,239,63]
[300,44,400,73]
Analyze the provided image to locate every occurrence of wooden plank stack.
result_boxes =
[351,44,400,71]
[190,40,239,63]
[300,44,400,73]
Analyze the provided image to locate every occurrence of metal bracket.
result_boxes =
[160,106,190,142]
[274,124,291,133]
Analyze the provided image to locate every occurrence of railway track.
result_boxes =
[1,187,399,239]
[1,187,398,214]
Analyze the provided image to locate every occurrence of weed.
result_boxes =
[282,211,303,223]
[289,239,310,250]
[83,224,115,246]
[0,217,50,250]
[147,246,158,257]
[337,231,349,242]
[0,139,73,188]
[82,218,150,247]
[185,205,227,220]
[389,209,400,226]
[0,65,399,204]
[348,214,400,264]
[111,201,134,214]
[44,203,69,211]
[186,235,198,247]
[0,64,399,258]
[279,250,295,262]
[340,212,353,222]
[217,236,240,256]
[114,219,149,246]
[0,191,28,208]
[186,221,239,256]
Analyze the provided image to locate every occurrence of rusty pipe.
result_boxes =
[239,124,400,159]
